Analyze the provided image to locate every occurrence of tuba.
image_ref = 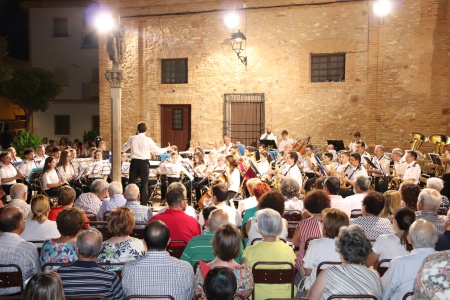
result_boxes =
[410,132,428,160]
[429,134,450,178]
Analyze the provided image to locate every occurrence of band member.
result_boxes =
[51,147,61,163]
[347,153,368,185]
[321,152,337,175]
[260,125,277,141]
[218,136,234,155]
[7,147,22,162]
[348,132,361,153]
[440,145,450,199]
[326,144,338,161]
[278,130,294,152]
[42,156,68,198]
[121,122,169,206]
[300,145,318,179]
[401,151,421,184]
[19,149,37,177]
[87,150,105,182]
[355,141,371,167]
[336,151,352,181]
[277,150,302,187]
[391,148,404,164]
[0,151,25,204]
[367,145,391,192]
[57,150,83,198]
[191,152,207,201]
[34,145,48,167]
[165,152,182,186]
[225,155,241,201]
[258,151,271,177]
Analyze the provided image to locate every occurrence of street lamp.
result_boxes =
[95,11,125,181]
[230,29,247,66]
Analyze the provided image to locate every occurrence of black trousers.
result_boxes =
[129,159,150,206]
[1,184,13,205]
[442,174,450,200]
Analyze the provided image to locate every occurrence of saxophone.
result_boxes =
[388,164,399,190]
[340,169,350,189]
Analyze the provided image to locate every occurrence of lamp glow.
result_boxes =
[224,13,239,29]
[373,0,391,17]
[94,12,115,33]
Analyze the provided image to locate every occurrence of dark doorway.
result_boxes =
[160,105,191,151]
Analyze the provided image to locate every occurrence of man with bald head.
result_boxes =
[125,183,153,223]
[382,219,437,300]
[181,209,244,267]
[57,228,124,299]
[0,206,40,295]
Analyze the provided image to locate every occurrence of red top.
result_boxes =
[48,206,90,228]
[149,208,201,245]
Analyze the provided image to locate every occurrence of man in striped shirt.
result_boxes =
[57,228,124,299]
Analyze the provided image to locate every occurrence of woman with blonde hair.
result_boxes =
[20,195,60,242]
[380,190,402,220]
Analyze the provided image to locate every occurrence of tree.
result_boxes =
[1,67,62,130]
[0,36,13,84]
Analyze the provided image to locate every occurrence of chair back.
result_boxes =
[27,241,45,256]
[287,221,297,240]
[125,295,175,300]
[87,221,108,228]
[350,209,362,218]
[103,210,112,220]
[376,259,391,277]
[250,237,286,245]
[327,296,378,300]
[304,237,320,253]
[131,225,146,239]
[167,240,187,259]
[42,262,71,271]
[85,211,97,222]
[251,261,295,299]
[316,261,342,276]
[0,264,23,293]
[402,291,413,300]
[283,210,302,222]
[98,262,125,278]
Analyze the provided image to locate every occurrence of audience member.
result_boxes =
[350,191,394,241]
[98,207,146,270]
[124,183,153,224]
[22,271,65,300]
[40,207,85,270]
[47,186,89,224]
[292,189,331,269]
[242,182,271,224]
[6,183,32,219]
[200,183,241,226]
[413,250,450,299]
[201,206,217,233]
[158,182,197,219]
[195,223,253,300]
[20,195,60,242]
[97,181,127,220]
[308,225,382,299]
[435,209,450,251]
[400,183,420,211]
[415,188,445,234]
[344,175,370,211]
[280,178,303,211]
[74,179,109,215]
[366,207,415,267]
[323,176,351,217]
[237,178,261,217]
[426,177,450,215]
[382,219,437,300]
[380,190,402,221]
[122,220,194,300]
[203,267,237,300]
[57,228,124,299]
[0,206,40,295]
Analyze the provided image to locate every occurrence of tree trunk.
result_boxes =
[24,111,32,131]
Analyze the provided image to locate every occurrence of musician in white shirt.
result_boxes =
[7,147,22,162]
[260,125,277,142]
[367,145,391,192]
[348,132,361,153]
[401,151,421,185]
[218,136,234,155]
[41,156,67,198]
[348,153,368,185]
[258,151,270,177]
[19,149,37,177]
[0,151,25,204]
[278,130,294,152]
[34,145,48,167]
[277,150,302,188]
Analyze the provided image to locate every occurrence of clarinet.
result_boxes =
[55,167,69,187]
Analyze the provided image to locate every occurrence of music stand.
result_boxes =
[259,139,278,150]
[327,140,345,151]
[27,167,43,182]
[429,153,443,166]
[364,157,378,170]
[102,150,110,160]
[149,160,161,169]
[121,162,131,174]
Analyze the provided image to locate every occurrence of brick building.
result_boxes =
[98,0,449,153]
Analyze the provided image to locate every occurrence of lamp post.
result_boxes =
[230,29,247,66]
[95,12,125,181]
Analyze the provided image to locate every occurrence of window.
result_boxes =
[82,32,98,49]
[172,109,183,130]
[54,115,70,135]
[53,18,68,37]
[91,115,99,133]
[311,53,346,82]
[161,59,188,84]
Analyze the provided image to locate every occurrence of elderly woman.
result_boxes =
[40,207,86,270]
[280,178,303,211]
[242,182,271,224]
[427,177,450,215]
[20,195,60,242]
[308,225,383,299]
[400,182,421,211]
[243,208,296,300]
[97,207,146,270]
[292,190,331,269]
[246,190,288,247]
[74,179,109,215]
[194,223,253,300]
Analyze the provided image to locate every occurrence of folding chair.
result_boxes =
[350,209,362,219]
[251,261,295,299]
[0,264,23,295]
[167,240,187,259]
[27,241,45,256]
[98,262,125,278]
[103,210,112,220]
[402,291,413,300]
[283,210,302,222]
[85,211,97,222]
[376,259,391,277]
[316,261,342,276]
[42,262,71,271]
[130,225,146,239]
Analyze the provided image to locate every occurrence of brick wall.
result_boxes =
[98,0,450,153]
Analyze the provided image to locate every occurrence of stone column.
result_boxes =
[105,68,123,182]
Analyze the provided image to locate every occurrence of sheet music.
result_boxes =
[180,165,194,181]
[122,162,131,174]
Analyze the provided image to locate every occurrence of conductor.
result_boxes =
[122,122,169,206]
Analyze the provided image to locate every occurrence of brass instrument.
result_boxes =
[340,169,351,189]
[429,134,450,178]
[388,163,399,190]
[410,132,428,160]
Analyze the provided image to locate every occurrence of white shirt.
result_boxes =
[336,162,352,178]
[258,161,270,176]
[281,163,303,187]
[57,164,75,180]
[284,197,304,211]
[348,165,368,182]
[360,151,371,166]
[218,143,234,155]
[260,132,277,142]
[197,203,241,227]
[227,169,240,192]
[41,169,59,190]
[348,140,360,153]
[372,233,410,266]
[278,138,294,152]
[330,194,351,217]
[0,164,18,185]
[301,156,317,174]
[122,132,166,160]
[19,161,37,177]
[345,193,366,211]
[402,161,421,184]
[381,248,436,300]
[237,196,258,218]
[371,155,391,177]
[87,160,107,179]
[20,219,60,242]
[34,155,48,167]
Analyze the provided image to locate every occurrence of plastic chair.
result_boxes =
[316,261,342,276]
[85,211,97,222]
[287,221,297,240]
[250,237,286,245]
[251,261,295,299]
[98,262,125,278]
[0,264,23,295]
[103,210,112,220]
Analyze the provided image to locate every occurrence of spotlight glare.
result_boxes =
[224,13,239,29]
[373,0,392,18]
[94,12,115,33]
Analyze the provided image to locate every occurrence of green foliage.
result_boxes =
[0,36,12,84]
[1,67,62,130]
[83,130,99,143]
[11,129,42,157]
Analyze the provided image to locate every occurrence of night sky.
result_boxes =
[0,0,29,60]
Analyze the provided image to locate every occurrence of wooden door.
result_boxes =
[160,105,191,151]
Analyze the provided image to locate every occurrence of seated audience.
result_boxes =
[246,190,288,246]
[237,178,261,218]
[413,249,450,299]
[98,206,146,270]
[195,223,253,300]
[74,179,109,215]
[380,190,402,221]
[158,182,197,219]
[280,178,304,211]
[40,207,85,270]
[366,207,415,267]
[323,176,351,217]
[6,183,32,219]
[308,224,382,299]
[243,208,296,300]
[203,267,237,300]
[97,181,127,220]
[122,220,195,300]
[292,190,331,269]
[20,195,60,242]
[344,175,370,211]
[0,206,40,295]
[350,191,394,241]
[57,228,124,299]
[47,186,89,224]
[242,182,271,224]
[200,206,217,234]
[124,184,153,224]
[426,177,450,215]
[301,208,349,294]
[382,219,437,300]
[435,209,450,251]
[22,270,65,300]
[400,182,421,211]
[415,188,445,234]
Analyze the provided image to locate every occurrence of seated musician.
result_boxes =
[277,150,302,188]
[321,152,337,176]
[19,148,37,178]
[258,151,271,177]
[278,130,294,153]
[258,143,267,153]
[51,147,61,163]
[87,149,105,182]
[34,145,48,167]
[57,150,82,198]
[0,151,25,204]
[165,152,182,187]
[8,147,22,162]
[225,155,241,201]
[367,145,391,192]
[193,152,207,201]
[218,136,234,155]
[400,150,421,184]
[355,141,371,168]
[336,151,352,191]
[42,156,68,198]
[347,153,368,186]
[300,145,318,179]
[326,144,338,161]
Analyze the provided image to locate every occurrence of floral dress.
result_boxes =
[40,239,78,270]
[97,237,146,270]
